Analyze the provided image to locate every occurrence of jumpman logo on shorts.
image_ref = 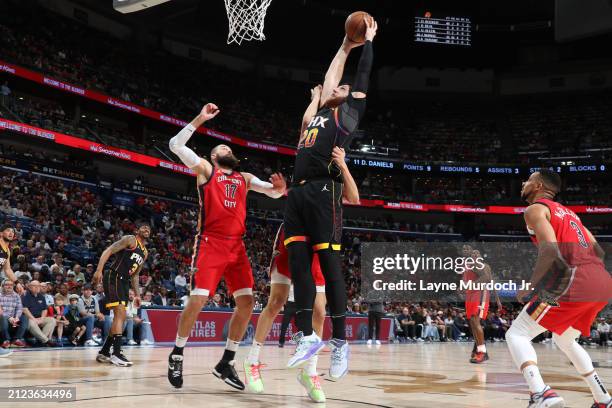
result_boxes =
[321,184,330,192]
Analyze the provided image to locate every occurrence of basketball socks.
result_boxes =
[584,372,611,404]
[331,315,346,339]
[522,364,546,394]
[222,338,240,362]
[100,334,113,355]
[111,334,123,356]
[477,344,486,353]
[305,355,318,376]
[248,341,262,364]
[172,335,188,355]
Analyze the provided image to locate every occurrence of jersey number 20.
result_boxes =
[303,128,318,148]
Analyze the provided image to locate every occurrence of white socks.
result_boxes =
[305,355,318,376]
[584,372,611,404]
[248,341,263,364]
[226,338,240,352]
[175,335,188,348]
[477,344,486,353]
[522,365,546,394]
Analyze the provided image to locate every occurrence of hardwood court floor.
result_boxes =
[1,342,610,408]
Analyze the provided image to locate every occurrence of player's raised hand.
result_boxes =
[332,146,348,168]
[311,85,322,101]
[269,172,287,194]
[365,17,378,42]
[342,35,364,50]
[199,103,220,121]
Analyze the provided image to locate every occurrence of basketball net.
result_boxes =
[224,0,272,45]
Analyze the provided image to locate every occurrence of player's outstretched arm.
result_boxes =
[92,235,136,285]
[243,172,286,198]
[351,17,377,100]
[169,103,218,179]
[320,36,362,108]
[332,147,360,204]
[301,85,322,137]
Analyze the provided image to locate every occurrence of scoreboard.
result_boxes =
[415,16,472,46]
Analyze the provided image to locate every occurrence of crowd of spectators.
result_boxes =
[1,5,611,165]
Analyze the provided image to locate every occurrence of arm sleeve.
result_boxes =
[249,176,284,198]
[168,124,201,168]
[352,40,373,94]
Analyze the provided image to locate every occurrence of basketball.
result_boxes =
[345,11,372,43]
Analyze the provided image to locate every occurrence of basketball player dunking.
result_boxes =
[283,17,377,380]
[166,103,286,390]
[506,169,612,408]
[244,86,360,401]
[93,222,150,366]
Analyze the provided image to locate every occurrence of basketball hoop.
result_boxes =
[224,0,272,45]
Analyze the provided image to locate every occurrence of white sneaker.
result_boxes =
[127,340,138,345]
[416,338,424,342]
[84,339,98,347]
[527,386,565,408]
[366,339,372,346]
[328,338,349,380]
[287,332,324,369]
[375,340,381,346]
[141,339,154,345]
[0,348,12,357]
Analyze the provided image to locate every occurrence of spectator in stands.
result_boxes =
[47,294,69,343]
[31,255,48,272]
[21,280,56,346]
[40,282,54,306]
[397,307,415,341]
[77,283,105,345]
[152,287,169,306]
[72,264,85,283]
[453,312,470,339]
[125,289,142,345]
[174,269,187,298]
[65,294,86,346]
[0,279,27,347]
[84,264,95,282]
[50,254,65,275]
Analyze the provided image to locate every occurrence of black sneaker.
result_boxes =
[111,353,133,367]
[168,354,184,388]
[96,351,111,363]
[212,360,244,390]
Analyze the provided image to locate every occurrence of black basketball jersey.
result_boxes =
[0,241,9,270]
[292,96,363,183]
[109,237,148,276]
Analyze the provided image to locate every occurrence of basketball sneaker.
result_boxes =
[287,332,324,369]
[527,386,565,408]
[470,351,489,364]
[0,347,12,358]
[213,360,245,390]
[110,353,133,367]
[329,338,349,380]
[96,351,111,363]
[591,400,612,408]
[167,354,184,388]
[297,369,326,403]
[243,360,265,393]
